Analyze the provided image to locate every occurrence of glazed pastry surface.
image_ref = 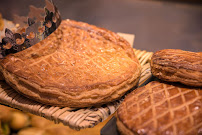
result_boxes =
[117,81,202,135]
[0,20,141,107]
[151,49,202,87]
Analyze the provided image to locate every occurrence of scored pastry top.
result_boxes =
[117,81,202,135]
[0,20,141,107]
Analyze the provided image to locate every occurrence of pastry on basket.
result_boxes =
[0,19,141,108]
[116,81,202,135]
[151,49,202,87]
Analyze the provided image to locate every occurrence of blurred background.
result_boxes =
[0,0,201,52]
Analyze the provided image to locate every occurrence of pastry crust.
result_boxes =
[151,49,202,87]
[116,115,136,135]
[116,81,202,135]
[0,19,141,107]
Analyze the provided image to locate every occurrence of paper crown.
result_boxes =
[0,0,61,58]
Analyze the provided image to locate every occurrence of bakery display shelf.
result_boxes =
[0,49,153,130]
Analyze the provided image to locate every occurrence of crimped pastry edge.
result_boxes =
[0,19,140,93]
[116,113,137,135]
[0,63,141,107]
[0,19,142,108]
[116,81,202,135]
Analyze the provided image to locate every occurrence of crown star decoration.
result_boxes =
[0,0,61,58]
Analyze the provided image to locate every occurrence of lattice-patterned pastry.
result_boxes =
[0,20,141,108]
[151,49,202,87]
[116,81,202,135]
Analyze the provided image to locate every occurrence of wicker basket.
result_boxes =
[0,49,153,130]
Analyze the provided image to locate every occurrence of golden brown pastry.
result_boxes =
[116,81,202,135]
[151,49,202,87]
[0,19,141,108]
[0,13,4,31]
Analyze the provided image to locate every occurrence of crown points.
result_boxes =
[0,0,61,58]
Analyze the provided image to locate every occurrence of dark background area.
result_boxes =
[0,0,201,52]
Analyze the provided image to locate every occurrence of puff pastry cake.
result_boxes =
[151,49,202,87]
[0,20,141,107]
[116,81,202,135]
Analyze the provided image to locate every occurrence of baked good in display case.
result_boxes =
[0,19,141,108]
[151,49,202,87]
[116,49,202,135]
[116,81,202,135]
